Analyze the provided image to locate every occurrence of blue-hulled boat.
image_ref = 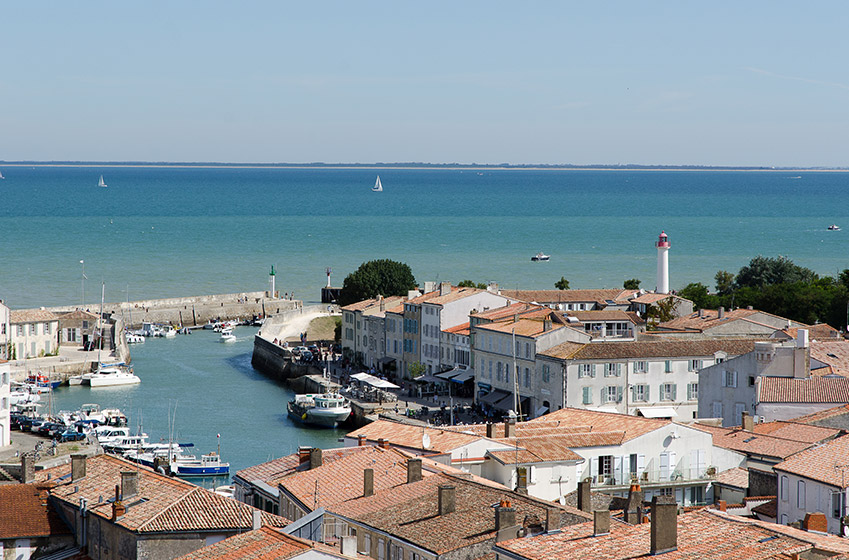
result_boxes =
[170,452,230,477]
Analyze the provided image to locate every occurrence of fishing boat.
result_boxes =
[26,373,62,390]
[372,175,383,192]
[170,452,230,477]
[828,224,841,231]
[98,175,107,188]
[530,252,550,262]
[287,393,351,427]
[87,363,141,387]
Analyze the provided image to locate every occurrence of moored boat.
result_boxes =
[170,452,229,477]
[530,252,550,262]
[220,328,236,343]
[287,393,351,427]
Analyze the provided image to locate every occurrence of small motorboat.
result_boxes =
[828,224,841,231]
[287,393,351,427]
[170,452,230,477]
[220,328,236,343]
[530,252,550,262]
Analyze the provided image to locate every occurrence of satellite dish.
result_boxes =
[422,433,431,450]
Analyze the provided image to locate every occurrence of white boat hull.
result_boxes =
[88,374,141,387]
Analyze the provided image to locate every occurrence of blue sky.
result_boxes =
[2,2,847,166]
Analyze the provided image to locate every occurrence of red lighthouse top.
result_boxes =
[656,231,670,248]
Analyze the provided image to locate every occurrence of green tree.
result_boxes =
[734,256,817,289]
[714,270,735,295]
[623,278,641,290]
[646,296,677,328]
[555,277,570,290]
[458,279,488,289]
[407,361,426,379]
[678,282,714,310]
[338,259,418,306]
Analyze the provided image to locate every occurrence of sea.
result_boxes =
[3,165,849,478]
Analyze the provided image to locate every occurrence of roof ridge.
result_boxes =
[136,485,204,531]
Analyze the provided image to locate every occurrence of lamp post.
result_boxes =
[80,260,86,309]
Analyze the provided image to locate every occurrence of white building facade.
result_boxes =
[10,309,59,360]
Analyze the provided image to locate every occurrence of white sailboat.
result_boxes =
[0,170,5,179]
[98,175,107,188]
[372,175,383,192]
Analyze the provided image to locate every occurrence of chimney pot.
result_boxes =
[298,446,311,465]
[252,509,262,531]
[594,510,610,536]
[718,500,727,512]
[495,500,516,532]
[438,485,455,515]
[120,471,139,500]
[486,423,496,438]
[111,485,126,521]
[577,480,592,512]
[71,454,87,481]
[741,412,754,432]
[357,434,367,447]
[650,496,678,555]
[718,307,725,319]
[377,438,389,449]
[407,458,422,484]
[363,468,374,497]
[624,483,644,524]
[309,447,323,470]
[504,416,516,439]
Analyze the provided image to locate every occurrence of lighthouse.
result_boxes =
[656,231,670,294]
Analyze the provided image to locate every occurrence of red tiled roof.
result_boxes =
[751,498,777,518]
[346,420,486,453]
[0,483,72,539]
[714,467,749,489]
[757,376,849,403]
[531,408,672,442]
[496,508,849,560]
[10,309,58,323]
[331,472,590,554]
[774,435,849,487]
[791,403,849,424]
[487,436,584,464]
[810,340,849,374]
[472,302,545,321]
[235,447,368,487]
[39,454,289,533]
[751,420,841,443]
[175,526,311,560]
[690,424,812,460]
[498,289,628,305]
[541,339,756,360]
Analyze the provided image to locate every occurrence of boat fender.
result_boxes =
[157,466,167,476]
[302,413,307,420]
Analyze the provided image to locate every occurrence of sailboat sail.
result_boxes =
[98,175,107,188]
[372,176,383,192]
[0,170,5,179]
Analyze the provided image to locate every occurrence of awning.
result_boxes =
[449,370,474,384]
[350,372,400,389]
[412,374,446,384]
[534,405,549,417]
[493,393,516,410]
[435,369,460,381]
[480,389,511,405]
[377,357,396,365]
[637,407,678,418]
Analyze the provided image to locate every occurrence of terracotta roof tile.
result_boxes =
[714,467,749,489]
[176,526,312,560]
[541,339,756,361]
[751,420,841,443]
[496,508,849,560]
[235,447,368,487]
[0,483,72,539]
[752,498,777,518]
[498,289,628,305]
[757,376,849,403]
[774,435,849,487]
[691,424,811,460]
[657,308,780,332]
[472,302,545,321]
[39,454,289,533]
[531,408,671,442]
[346,420,486,453]
[791,403,849,424]
[10,309,58,323]
[810,340,849,374]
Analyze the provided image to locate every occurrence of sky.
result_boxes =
[2,2,848,167]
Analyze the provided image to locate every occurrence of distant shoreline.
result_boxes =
[0,162,846,172]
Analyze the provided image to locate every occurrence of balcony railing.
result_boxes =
[589,466,717,488]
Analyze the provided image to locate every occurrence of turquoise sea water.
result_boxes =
[3,166,849,309]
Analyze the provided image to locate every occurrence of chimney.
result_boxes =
[340,535,358,558]
[718,306,725,319]
[504,416,517,439]
[357,434,367,447]
[624,483,644,525]
[252,509,262,530]
[577,480,591,512]
[111,485,126,521]
[379,296,385,312]
[438,485,455,515]
[717,500,727,512]
[487,282,499,293]
[309,447,323,470]
[407,458,422,483]
[298,446,311,465]
[698,309,704,318]
[71,454,87,481]
[495,499,516,531]
[796,329,809,348]
[439,282,451,296]
[741,412,754,432]
[486,422,496,438]
[424,281,436,293]
[746,305,754,310]
[546,508,558,532]
[120,471,139,499]
[802,512,828,534]
[363,468,374,497]
[650,496,678,555]
[594,510,610,536]
[377,438,389,449]
[21,454,35,484]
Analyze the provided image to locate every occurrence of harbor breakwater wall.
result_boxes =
[251,305,327,380]
[41,291,301,329]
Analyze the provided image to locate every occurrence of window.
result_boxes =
[780,475,788,501]
[723,370,738,388]
[16,325,22,336]
[542,364,550,383]
[687,382,698,401]
[599,455,613,477]
[43,322,50,334]
[632,384,649,402]
[604,385,622,403]
[365,534,371,555]
[734,403,746,425]
[525,342,530,358]
[716,357,725,364]
[578,364,594,378]
[604,363,622,377]
[689,359,700,371]
[524,367,530,388]
[488,361,493,379]
[496,362,503,381]
[748,376,755,387]
[832,491,845,518]
[660,383,676,401]
[797,480,806,508]
[634,361,648,373]
[712,401,722,418]
[30,324,37,335]
[582,386,593,405]
[664,360,673,373]
[505,369,511,384]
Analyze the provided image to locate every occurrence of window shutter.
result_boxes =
[617,386,623,402]
[592,364,597,378]
[671,384,677,401]
[733,371,738,388]
[590,456,599,482]
[637,454,646,474]
[631,385,636,401]
[646,385,650,402]
[721,371,727,387]
[601,388,607,403]
[616,363,622,377]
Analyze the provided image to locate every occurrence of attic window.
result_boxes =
[758,536,779,543]
[744,437,757,443]
[828,353,839,358]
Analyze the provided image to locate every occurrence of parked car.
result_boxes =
[58,430,86,443]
